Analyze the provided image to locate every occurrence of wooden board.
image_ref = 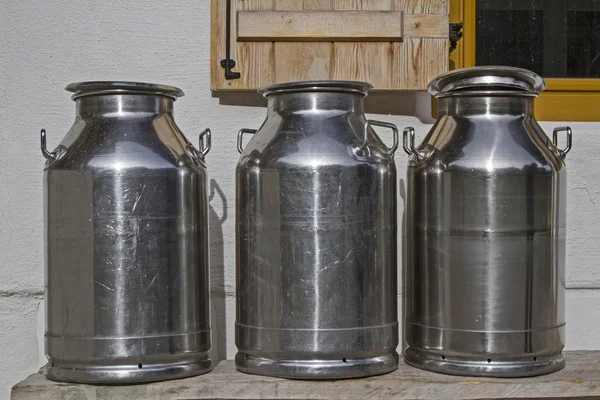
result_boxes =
[237,11,405,41]
[274,42,332,81]
[238,11,448,41]
[403,13,449,38]
[210,0,450,90]
[211,0,275,90]
[12,352,600,399]
[392,0,449,90]
[273,0,332,82]
[333,0,394,89]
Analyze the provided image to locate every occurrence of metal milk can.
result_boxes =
[403,67,572,377]
[235,81,399,379]
[42,81,213,383]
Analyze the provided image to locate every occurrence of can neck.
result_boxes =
[75,93,174,117]
[437,95,535,117]
[267,91,365,116]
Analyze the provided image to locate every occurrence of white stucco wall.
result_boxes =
[1,0,599,398]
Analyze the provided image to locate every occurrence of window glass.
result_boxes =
[476,0,600,78]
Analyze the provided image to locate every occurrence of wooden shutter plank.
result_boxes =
[404,14,449,38]
[338,0,392,9]
[274,0,332,83]
[238,11,448,42]
[395,0,449,14]
[304,0,334,9]
[333,0,393,89]
[210,0,225,90]
[275,42,332,82]
[237,11,405,41]
[210,0,275,90]
[213,0,450,90]
[275,0,303,8]
[234,0,275,89]
[393,38,448,89]
[391,0,449,89]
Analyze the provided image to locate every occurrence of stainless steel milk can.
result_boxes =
[235,81,399,379]
[403,67,572,377]
[42,81,213,383]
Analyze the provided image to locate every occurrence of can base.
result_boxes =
[403,347,565,377]
[44,357,213,384]
[235,352,399,379]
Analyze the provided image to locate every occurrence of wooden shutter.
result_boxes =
[210,0,450,90]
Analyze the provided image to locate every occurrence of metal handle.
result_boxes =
[40,129,56,161]
[402,126,416,156]
[356,120,399,156]
[402,126,425,160]
[237,128,257,154]
[199,128,212,157]
[552,126,572,159]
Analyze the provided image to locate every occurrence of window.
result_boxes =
[450,0,600,121]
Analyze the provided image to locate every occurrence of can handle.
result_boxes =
[237,128,257,154]
[199,128,212,157]
[402,126,426,161]
[40,129,56,161]
[552,126,572,159]
[402,126,416,155]
[356,120,399,156]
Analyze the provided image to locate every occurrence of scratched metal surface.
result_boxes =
[235,82,399,379]
[43,83,212,383]
[404,69,569,377]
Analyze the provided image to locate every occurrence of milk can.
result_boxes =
[235,81,399,379]
[42,81,212,383]
[403,67,571,377]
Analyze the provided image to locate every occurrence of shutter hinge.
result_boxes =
[449,23,464,53]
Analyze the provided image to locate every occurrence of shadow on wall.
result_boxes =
[209,179,228,362]
[212,91,433,122]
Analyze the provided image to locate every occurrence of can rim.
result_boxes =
[428,66,546,98]
[258,81,373,97]
[65,81,184,100]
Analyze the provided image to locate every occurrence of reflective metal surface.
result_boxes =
[428,66,546,96]
[235,81,399,379]
[403,67,571,377]
[42,81,213,384]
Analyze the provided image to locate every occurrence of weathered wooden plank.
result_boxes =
[275,42,332,82]
[303,0,333,9]
[332,42,392,88]
[237,11,406,41]
[273,0,332,82]
[395,0,449,13]
[235,0,275,89]
[392,37,449,90]
[212,0,450,90]
[403,13,449,38]
[391,0,449,89]
[211,0,275,90]
[237,11,447,41]
[338,0,392,10]
[333,0,393,89]
[210,0,227,90]
[275,0,304,8]
[11,352,600,399]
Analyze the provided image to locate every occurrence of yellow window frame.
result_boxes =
[448,0,600,122]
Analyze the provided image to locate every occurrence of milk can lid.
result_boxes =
[258,81,372,97]
[65,81,184,100]
[428,66,546,98]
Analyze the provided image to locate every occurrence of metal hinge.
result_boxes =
[220,0,241,80]
[449,23,464,53]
